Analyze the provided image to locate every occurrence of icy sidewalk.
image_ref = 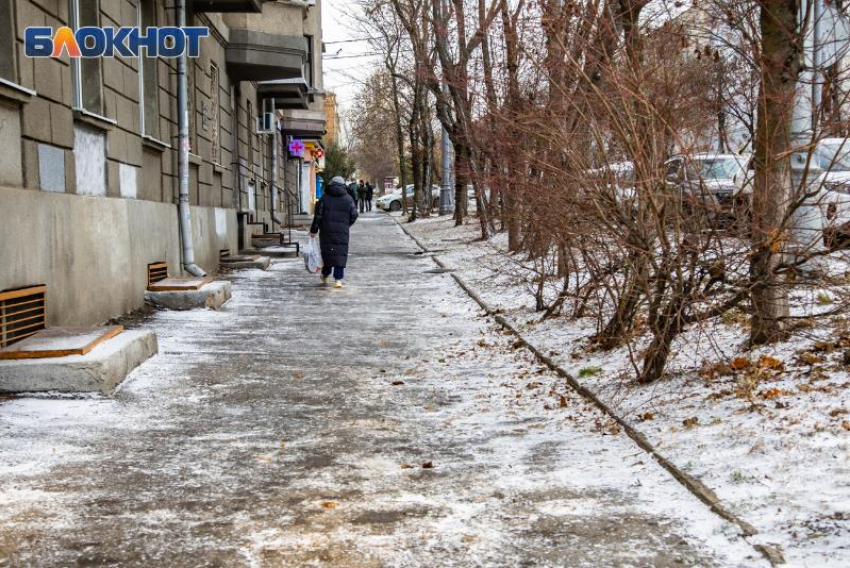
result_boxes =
[402,213,850,567]
[1,213,763,565]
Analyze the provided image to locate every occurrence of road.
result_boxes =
[0,212,764,567]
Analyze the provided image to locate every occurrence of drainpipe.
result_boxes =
[231,84,241,211]
[176,0,206,277]
[270,99,283,230]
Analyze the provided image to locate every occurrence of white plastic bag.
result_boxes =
[303,237,323,273]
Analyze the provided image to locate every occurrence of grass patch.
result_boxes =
[730,470,747,484]
[578,366,602,378]
[816,292,834,305]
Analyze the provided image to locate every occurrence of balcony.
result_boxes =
[279,109,325,138]
[193,0,265,12]
[258,78,309,110]
[225,30,307,83]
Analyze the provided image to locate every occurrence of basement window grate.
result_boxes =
[0,285,47,348]
[147,262,168,288]
[219,249,231,261]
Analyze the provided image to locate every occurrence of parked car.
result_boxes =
[665,153,753,221]
[586,161,636,206]
[377,184,442,211]
[812,138,850,248]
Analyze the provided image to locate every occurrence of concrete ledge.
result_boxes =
[251,237,282,248]
[145,280,232,311]
[243,246,298,258]
[221,255,271,270]
[0,330,158,394]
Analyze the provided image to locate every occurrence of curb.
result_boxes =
[395,217,784,566]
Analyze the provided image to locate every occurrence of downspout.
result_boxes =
[270,98,283,229]
[176,0,206,277]
[231,84,241,211]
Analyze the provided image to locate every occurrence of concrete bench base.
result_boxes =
[251,237,281,248]
[242,246,298,259]
[0,330,158,394]
[221,256,271,270]
[145,280,231,311]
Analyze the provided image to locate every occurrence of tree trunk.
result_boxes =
[749,0,800,344]
[389,68,408,214]
[453,139,468,226]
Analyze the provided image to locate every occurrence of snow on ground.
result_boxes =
[402,212,850,567]
[0,214,773,566]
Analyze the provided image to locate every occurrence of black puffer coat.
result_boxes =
[310,181,359,267]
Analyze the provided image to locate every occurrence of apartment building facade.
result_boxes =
[0,0,325,327]
[323,90,339,145]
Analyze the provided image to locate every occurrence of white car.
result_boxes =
[586,161,636,205]
[377,184,442,211]
[811,138,850,248]
[665,152,754,220]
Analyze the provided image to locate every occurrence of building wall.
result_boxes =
[0,0,305,326]
[323,92,339,146]
[0,185,237,326]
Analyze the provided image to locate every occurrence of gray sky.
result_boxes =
[322,0,380,118]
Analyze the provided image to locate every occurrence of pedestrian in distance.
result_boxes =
[357,180,368,213]
[365,181,374,211]
[346,179,358,204]
[310,176,359,288]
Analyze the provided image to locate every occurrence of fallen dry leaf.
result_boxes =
[842,421,850,432]
[321,501,339,509]
[682,417,699,428]
[801,352,821,365]
[757,356,783,370]
[559,395,568,408]
[730,357,751,371]
[400,463,414,469]
[421,461,435,469]
[641,412,655,421]
[760,388,784,400]
[391,380,405,386]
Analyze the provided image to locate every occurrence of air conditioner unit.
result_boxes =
[256,112,277,135]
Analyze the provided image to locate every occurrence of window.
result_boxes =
[138,0,160,139]
[70,0,103,114]
[0,0,16,83]
[303,35,313,87]
[186,13,197,151]
[210,63,220,164]
[247,99,253,170]
[188,58,197,151]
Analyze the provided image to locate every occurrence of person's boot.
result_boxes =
[321,274,329,285]
[334,280,343,289]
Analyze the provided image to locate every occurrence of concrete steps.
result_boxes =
[145,280,231,310]
[220,254,271,270]
[0,330,158,394]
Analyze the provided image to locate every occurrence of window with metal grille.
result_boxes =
[210,62,220,164]
[0,0,16,83]
[138,0,160,140]
[70,0,104,115]
[0,285,47,348]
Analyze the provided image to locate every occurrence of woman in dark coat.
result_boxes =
[310,176,359,288]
